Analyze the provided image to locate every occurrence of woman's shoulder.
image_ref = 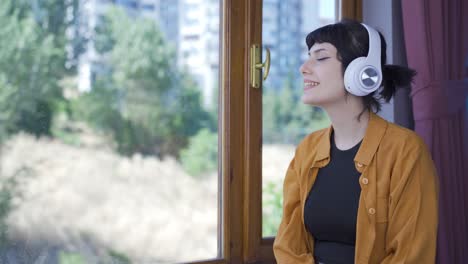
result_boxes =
[300,127,328,145]
[381,121,429,155]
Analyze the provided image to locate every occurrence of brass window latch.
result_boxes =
[250,44,271,88]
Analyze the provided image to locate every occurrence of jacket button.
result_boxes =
[357,162,363,168]
[368,208,376,215]
[361,177,369,185]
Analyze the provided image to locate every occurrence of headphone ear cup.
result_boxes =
[344,57,368,96]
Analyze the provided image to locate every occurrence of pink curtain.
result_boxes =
[402,0,468,263]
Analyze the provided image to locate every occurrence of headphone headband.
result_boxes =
[361,23,381,70]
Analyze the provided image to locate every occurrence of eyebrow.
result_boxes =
[308,48,328,55]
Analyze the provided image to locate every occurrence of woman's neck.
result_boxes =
[324,101,370,151]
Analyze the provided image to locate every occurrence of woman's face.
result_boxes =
[299,42,346,107]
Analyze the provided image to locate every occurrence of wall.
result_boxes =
[363,0,413,128]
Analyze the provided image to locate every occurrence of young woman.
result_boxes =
[273,20,439,264]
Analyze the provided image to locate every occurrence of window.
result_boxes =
[261,0,340,239]
[0,0,359,263]
[0,1,220,263]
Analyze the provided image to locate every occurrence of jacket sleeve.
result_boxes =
[273,156,315,264]
[381,138,439,264]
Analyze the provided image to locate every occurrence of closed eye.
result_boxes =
[317,57,329,61]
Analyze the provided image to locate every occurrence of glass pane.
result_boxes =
[0,0,220,263]
[262,0,339,237]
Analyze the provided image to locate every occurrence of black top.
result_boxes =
[304,133,362,264]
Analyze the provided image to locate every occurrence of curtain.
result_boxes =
[401,0,468,263]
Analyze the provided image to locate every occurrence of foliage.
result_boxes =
[59,252,86,264]
[180,128,218,177]
[0,180,13,247]
[0,1,214,157]
[0,0,81,139]
[74,7,213,157]
[107,249,132,264]
[262,180,283,237]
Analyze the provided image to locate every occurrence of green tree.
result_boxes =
[262,180,283,236]
[0,0,82,138]
[180,128,218,177]
[0,1,60,137]
[75,7,212,157]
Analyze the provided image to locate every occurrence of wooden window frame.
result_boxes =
[186,0,361,263]
[240,0,363,263]
[341,0,363,21]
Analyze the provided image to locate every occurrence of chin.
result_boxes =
[302,91,347,107]
[301,95,324,107]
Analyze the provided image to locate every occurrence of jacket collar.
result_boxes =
[314,112,388,166]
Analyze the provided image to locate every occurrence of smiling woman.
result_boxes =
[273,19,438,264]
[3,0,419,263]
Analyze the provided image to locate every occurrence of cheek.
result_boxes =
[325,65,344,84]
[301,67,345,105]
[326,66,345,93]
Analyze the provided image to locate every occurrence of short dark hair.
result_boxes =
[305,19,416,120]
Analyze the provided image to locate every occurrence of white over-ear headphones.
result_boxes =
[343,23,382,96]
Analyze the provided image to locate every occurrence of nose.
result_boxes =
[299,61,310,76]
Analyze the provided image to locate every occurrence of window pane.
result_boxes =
[262,0,338,237]
[0,0,220,262]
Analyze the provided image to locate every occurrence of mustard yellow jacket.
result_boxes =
[273,112,439,264]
